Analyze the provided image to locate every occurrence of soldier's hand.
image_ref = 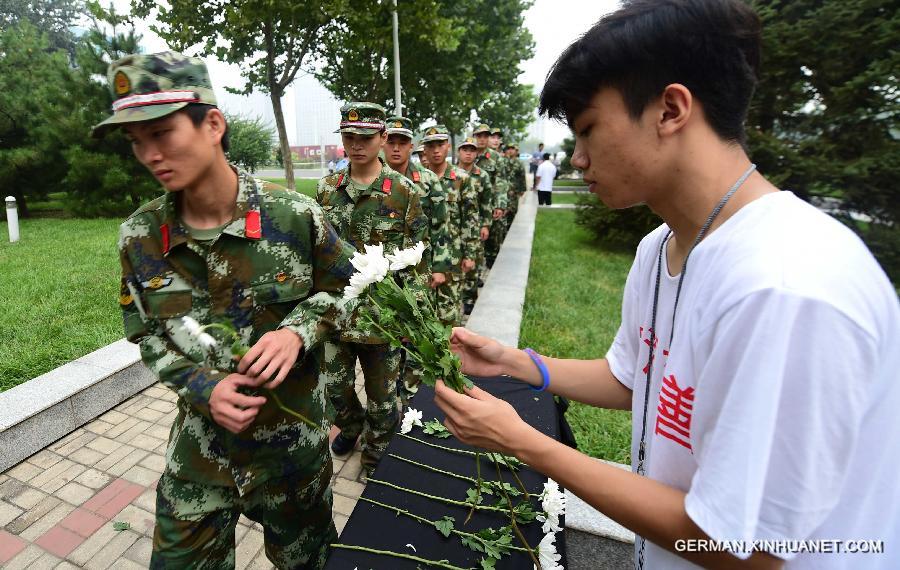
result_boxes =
[492,208,504,220]
[480,227,489,241]
[210,374,267,434]
[430,272,447,288]
[238,329,304,390]
[461,259,476,273]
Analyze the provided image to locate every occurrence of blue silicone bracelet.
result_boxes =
[523,348,550,392]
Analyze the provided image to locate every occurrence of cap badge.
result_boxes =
[347,109,359,121]
[427,127,437,136]
[394,121,403,128]
[114,71,131,96]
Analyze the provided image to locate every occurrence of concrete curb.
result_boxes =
[0,339,154,473]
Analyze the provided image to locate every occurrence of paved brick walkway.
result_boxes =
[0,372,370,569]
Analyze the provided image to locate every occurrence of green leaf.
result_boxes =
[112,521,131,531]
[434,516,455,538]
[480,556,498,569]
[465,488,484,505]
[422,419,451,438]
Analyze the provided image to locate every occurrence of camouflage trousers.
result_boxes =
[505,193,520,227]
[462,241,486,305]
[485,215,508,265]
[323,340,400,473]
[150,460,336,570]
[434,274,463,327]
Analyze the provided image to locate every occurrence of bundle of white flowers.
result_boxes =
[343,241,471,393]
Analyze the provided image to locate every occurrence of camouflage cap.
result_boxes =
[421,124,450,143]
[385,115,414,139]
[457,136,478,150]
[490,127,503,136]
[472,123,491,135]
[337,102,386,135]
[92,51,217,138]
[414,143,425,154]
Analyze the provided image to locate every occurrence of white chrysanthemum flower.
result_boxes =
[344,243,390,300]
[385,241,426,271]
[400,407,424,434]
[197,332,218,348]
[537,478,567,534]
[181,316,202,335]
[536,532,563,570]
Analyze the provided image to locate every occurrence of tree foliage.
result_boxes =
[225,114,276,173]
[747,0,899,281]
[0,0,83,58]
[316,0,537,141]
[0,2,159,218]
[132,0,348,191]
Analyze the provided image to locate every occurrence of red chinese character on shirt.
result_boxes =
[655,374,694,450]
[639,327,669,374]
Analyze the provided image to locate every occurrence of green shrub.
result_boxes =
[574,193,661,250]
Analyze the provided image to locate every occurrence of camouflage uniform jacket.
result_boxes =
[400,161,452,274]
[433,164,481,275]
[317,158,429,343]
[475,149,509,212]
[497,155,526,201]
[462,164,494,229]
[118,168,355,496]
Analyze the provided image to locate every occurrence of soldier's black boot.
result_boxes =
[331,433,357,456]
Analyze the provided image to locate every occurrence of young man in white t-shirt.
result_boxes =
[433,1,900,569]
[534,153,557,205]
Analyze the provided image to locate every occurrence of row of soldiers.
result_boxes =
[317,102,527,476]
[103,50,527,568]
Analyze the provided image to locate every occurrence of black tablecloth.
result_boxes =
[324,375,567,569]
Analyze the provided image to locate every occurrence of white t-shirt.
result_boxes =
[606,191,900,569]
[535,161,557,192]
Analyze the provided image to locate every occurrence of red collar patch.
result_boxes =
[449,169,457,180]
[412,171,421,183]
[381,178,392,194]
[336,173,345,187]
[245,210,261,239]
[160,223,170,254]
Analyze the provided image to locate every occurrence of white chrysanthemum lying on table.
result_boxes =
[343,241,471,393]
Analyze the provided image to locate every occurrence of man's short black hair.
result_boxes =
[543,153,551,160]
[539,0,761,145]
[183,103,230,153]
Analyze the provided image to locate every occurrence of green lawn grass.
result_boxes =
[518,209,634,463]
[545,192,588,205]
[260,177,318,198]
[552,179,586,187]
[0,218,123,391]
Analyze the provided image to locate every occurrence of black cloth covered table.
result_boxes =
[324,375,567,569]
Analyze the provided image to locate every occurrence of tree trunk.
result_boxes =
[270,89,295,191]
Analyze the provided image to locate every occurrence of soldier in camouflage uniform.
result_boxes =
[422,126,480,327]
[383,116,450,404]
[95,52,354,569]
[489,126,503,152]
[502,142,527,228]
[317,103,429,474]
[473,124,509,271]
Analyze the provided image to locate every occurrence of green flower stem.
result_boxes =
[366,478,508,515]
[411,269,441,317]
[266,389,323,433]
[491,456,541,570]
[501,455,531,501]
[389,453,477,484]
[359,496,530,554]
[465,452,483,525]
[398,434,525,469]
[330,543,473,570]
